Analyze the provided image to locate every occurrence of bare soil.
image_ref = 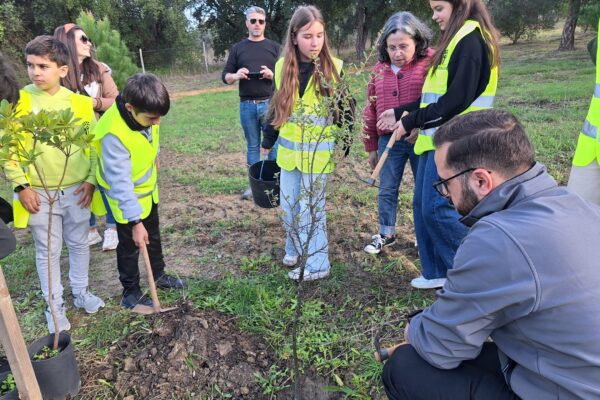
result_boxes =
[73,147,419,399]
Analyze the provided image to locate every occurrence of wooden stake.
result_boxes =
[0,266,42,399]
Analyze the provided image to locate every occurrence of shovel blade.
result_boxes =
[130,304,178,315]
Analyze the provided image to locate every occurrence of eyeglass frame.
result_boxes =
[248,18,265,25]
[433,167,491,198]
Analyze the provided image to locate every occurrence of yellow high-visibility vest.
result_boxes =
[93,104,159,224]
[572,18,600,167]
[12,91,97,228]
[274,57,343,174]
[414,20,499,155]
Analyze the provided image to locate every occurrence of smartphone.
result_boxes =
[247,72,263,79]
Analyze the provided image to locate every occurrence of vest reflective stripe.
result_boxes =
[274,57,343,174]
[421,93,495,108]
[93,104,160,223]
[572,18,600,167]
[277,136,336,152]
[414,20,498,155]
[581,120,598,139]
[290,114,331,127]
[12,91,98,228]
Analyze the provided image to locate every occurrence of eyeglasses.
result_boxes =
[386,45,407,53]
[249,18,265,25]
[433,168,477,198]
[80,35,90,44]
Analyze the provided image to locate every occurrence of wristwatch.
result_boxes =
[128,218,142,227]
[14,184,30,193]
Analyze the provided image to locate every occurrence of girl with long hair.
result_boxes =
[54,23,120,251]
[377,0,500,289]
[261,5,354,281]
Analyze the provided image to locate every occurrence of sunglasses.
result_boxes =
[249,18,265,25]
[80,35,90,44]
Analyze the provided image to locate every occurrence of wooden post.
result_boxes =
[0,266,42,399]
[202,41,209,74]
[139,48,146,73]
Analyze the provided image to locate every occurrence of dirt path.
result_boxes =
[170,85,236,100]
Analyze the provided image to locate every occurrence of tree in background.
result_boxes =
[558,0,588,50]
[76,12,138,89]
[0,1,29,64]
[579,1,600,32]
[489,0,561,44]
[192,0,293,59]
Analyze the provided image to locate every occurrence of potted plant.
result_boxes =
[0,99,91,398]
[0,359,18,400]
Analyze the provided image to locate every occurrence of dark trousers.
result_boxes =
[116,203,165,294]
[382,342,520,400]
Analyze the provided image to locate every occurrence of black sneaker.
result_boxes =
[120,291,153,309]
[155,274,187,289]
[364,234,396,255]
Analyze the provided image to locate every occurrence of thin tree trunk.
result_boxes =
[354,1,368,60]
[559,0,582,51]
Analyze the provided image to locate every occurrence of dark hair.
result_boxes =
[25,35,70,67]
[433,109,534,176]
[54,24,101,94]
[122,73,170,115]
[377,12,432,64]
[0,52,20,104]
[430,0,500,73]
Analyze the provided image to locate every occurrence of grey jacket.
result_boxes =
[408,163,600,399]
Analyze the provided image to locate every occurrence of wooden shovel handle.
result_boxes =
[374,343,403,363]
[368,111,409,184]
[140,242,161,312]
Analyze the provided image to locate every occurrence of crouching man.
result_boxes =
[382,109,600,399]
[93,73,186,309]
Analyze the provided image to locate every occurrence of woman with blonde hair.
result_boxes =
[261,5,354,281]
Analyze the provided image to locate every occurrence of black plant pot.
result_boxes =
[0,358,18,400]
[27,332,80,400]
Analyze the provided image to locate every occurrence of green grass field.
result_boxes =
[0,27,595,399]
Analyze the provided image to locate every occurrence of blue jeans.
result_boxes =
[413,150,468,279]
[240,100,277,167]
[89,188,116,228]
[280,168,330,273]
[377,135,419,236]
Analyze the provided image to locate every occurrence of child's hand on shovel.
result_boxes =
[132,223,149,248]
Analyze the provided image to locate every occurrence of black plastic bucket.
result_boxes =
[248,160,280,208]
[28,332,80,400]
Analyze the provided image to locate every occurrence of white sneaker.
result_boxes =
[288,267,330,282]
[102,227,119,251]
[88,229,102,246]
[364,234,395,255]
[282,254,299,267]
[45,305,71,334]
[73,289,105,314]
[410,275,446,289]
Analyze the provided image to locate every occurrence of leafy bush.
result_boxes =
[489,0,561,44]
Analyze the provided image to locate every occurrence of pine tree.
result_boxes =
[76,11,138,88]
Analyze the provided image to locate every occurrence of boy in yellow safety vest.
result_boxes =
[93,73,186,310]
[4,36,105,333]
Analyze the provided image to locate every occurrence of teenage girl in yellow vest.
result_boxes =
[377,0,500,289]
[567,20,599,205]
[260,5,353,282]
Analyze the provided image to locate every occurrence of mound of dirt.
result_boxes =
[84,301,277,399]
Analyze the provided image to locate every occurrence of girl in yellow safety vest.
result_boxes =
[377,0,501,290]
[260,5,354,282]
